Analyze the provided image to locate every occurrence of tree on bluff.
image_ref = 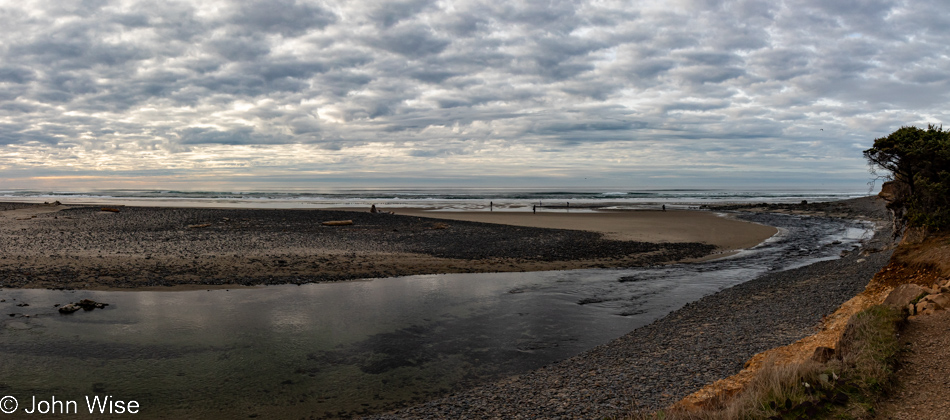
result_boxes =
[864,124,950,231]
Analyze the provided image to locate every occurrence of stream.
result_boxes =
[0,213,873,419]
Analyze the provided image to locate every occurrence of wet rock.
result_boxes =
[58,303,81,314]
[59,299,108,313]
[78,299,108,310]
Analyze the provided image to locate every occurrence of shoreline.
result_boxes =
[0,203,773,290]
[0,197,890,418]
[367,196,893,418]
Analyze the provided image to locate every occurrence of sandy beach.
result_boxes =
[394,208,776,251]
[0,202,774,290]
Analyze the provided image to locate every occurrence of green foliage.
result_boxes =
[864,124,950,231]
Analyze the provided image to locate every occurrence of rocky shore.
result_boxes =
[367,197,894,419]
[0,205,715,289]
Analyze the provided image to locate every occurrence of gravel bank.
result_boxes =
[0,205,714,289]
[368,198,894,419]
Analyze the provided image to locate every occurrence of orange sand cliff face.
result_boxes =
[673,230,950,412]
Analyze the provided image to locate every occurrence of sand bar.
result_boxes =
[393,208,777,252]
[1,203,774,290]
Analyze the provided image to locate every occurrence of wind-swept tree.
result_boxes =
[864,124,950,231]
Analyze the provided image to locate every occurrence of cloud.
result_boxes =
[367,0,433,28]
[229,0,337,36]
[0,0,947,189]
[367,25,450,58]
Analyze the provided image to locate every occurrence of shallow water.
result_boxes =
[0,213,872,419]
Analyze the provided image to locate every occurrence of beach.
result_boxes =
[369,196,895,418]
[395,208,775,251]
[0,197,892,418]
[0,203,774,290]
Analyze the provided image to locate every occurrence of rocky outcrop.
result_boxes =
[878,181,909,238]
[906,278,950,317]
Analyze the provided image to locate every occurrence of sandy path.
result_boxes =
[875,310,950,419]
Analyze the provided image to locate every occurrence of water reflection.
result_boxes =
[0,213,873,419]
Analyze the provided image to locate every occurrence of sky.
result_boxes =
[0,0,948,191]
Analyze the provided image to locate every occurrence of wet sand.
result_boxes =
[394,208,776,252]
[0,203,773,290]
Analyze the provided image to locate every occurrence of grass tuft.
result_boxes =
[623,304,904,420]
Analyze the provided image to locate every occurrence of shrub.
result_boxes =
[865,125,950,231]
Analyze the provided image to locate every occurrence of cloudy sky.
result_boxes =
[0,0,947,191]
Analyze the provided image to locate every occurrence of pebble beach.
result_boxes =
[367,196,894,418]
[0,197,890,419]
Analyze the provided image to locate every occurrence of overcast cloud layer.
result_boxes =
[1,0,948,190]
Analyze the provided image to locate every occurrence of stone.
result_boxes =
[916,301,936,315]
[77,299,107,310]
[883,284,929,308]
[921,293,950,310]
[58,303,81,314]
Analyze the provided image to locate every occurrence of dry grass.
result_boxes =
[623,305,905,420]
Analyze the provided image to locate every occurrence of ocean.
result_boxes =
[0,188,872,210]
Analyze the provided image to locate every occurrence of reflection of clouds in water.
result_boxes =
[7,214,874,350]
[7,214,873,349]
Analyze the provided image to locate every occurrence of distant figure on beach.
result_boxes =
[533,205,536,214]
[371,204,378,213]
[490,201,493,212]
[662,205,666,211]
